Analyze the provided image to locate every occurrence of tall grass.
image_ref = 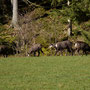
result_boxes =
[0,56,90,90]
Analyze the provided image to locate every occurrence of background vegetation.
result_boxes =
[0,0,90,55]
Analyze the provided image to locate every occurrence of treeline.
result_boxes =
[0,0,90,56]
[0,0,90,24]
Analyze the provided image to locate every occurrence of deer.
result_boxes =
[74,41,90,55]
[49,40,73,56]
[0,45,16,57]
[28,44,44,56]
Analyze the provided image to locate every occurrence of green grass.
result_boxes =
[0,56,90,90]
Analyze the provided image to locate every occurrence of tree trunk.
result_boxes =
[11,0,18,28]
[67,19,72,36]
[67,1,72,36]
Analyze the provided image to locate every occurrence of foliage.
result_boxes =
[82,30,90,45]
[0,25,6,32]
[1,0,90,23]
[0,25,16,47]
[61,0,90,23]
[0,0,12,24]
[0,0,90,55]
[50,0,66,7]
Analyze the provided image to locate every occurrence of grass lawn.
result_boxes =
[0,56,90,90]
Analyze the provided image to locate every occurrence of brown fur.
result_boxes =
[74,41,90,55]
[49,40,73,56]
[28,44,44,56]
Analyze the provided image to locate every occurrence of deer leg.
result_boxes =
[71,49,73,56]
[85,51,87,56]
[74,48,77,55]
[60,50,63,56]
[77,49,81,55]
[69,48,73,56]
[58,51,61,56]
[82,50,84,56]
[38,51,40,56]
[55,50,58,56]
[41,49,44,55]
[65,50,67,56]
[33,52,36,56]
[3,54,6,58]
[67,48,72,56]
[83,50,87,56]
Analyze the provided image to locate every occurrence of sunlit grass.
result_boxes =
[0,56,90,90]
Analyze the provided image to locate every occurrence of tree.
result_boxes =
[67,19,72,36]
[11,0,18,28]
[62,0,90,23]
[50,0,66,7]
[49,0,90,23]
[67,0,72,36]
